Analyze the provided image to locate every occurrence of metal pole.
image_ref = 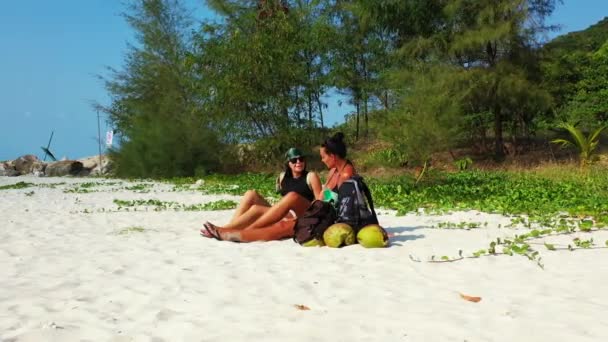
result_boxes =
[97,110,103,173]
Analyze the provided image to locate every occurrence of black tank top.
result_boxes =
[280,171,314,202]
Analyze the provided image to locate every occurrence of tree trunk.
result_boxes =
[315,91,324,128]
[362,55,369,138]
[383,91,389,110]
[355,98,360,141]
[364,94,369,138]
[306,61,313,128]
[493,105,505,160]
[307,93,313,128]
[294,86,302,127]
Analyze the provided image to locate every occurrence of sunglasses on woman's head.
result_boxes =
[289,157,305,164]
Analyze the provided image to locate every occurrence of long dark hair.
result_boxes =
[322,132,347,158]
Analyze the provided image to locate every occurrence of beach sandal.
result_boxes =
[202,222,222,241]
[200,227,213,238]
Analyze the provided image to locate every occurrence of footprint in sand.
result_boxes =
[155,309,179,322]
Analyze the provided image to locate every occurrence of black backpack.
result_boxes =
[293,200,337,245]
[336,175,378,232]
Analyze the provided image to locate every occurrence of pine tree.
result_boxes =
[99,0,223,177]
[390,0,557,159]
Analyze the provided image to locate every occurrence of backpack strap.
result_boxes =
[359,177,377,219]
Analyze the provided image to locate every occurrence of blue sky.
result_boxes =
[0,0,607,161]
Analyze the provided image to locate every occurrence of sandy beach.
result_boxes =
[1,176,608,341]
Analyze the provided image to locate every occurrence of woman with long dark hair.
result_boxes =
[319,132,356,202]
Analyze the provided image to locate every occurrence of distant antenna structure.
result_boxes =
[40,131,57,161]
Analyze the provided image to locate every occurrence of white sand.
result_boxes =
[1,176,608,341]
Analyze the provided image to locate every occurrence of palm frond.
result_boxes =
[589,125,607,144]
[551,138,574,149]
[553,123,605,168]
[558,123,587,151]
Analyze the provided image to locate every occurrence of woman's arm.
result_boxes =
[308,171,323,200]
[276,171,285,193]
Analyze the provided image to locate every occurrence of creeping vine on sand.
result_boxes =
[411,215,608,269]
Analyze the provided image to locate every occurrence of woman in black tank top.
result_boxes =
[279,170,315,201]
[201,147,321,241]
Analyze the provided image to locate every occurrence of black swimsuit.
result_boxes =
[280,171,315,202]
[327,160,353,191]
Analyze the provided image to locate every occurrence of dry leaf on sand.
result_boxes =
[294,304,310,310]
[460,293,482,303]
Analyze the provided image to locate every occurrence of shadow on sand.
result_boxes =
[384,226,426,245]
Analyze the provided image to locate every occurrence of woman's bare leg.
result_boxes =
[219,219,296,242]
[242,192,310,230]
[230,190,270,223]
[205,192,309,233]
[218,204,269,230]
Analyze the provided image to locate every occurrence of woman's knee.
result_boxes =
[282,193,310,215]
[243,189,261,202]
[282,192,300,203]
[244,189,257,198]
[250,204,269,215]
[282,192,310,206]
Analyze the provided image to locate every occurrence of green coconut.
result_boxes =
[357,224,389,248]
[301,238,325,247]
[323,223,356,248]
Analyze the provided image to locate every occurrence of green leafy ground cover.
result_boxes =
[0,182,66,190]
[170,173,278,199]
[3,170,605,221]
[168,170,608,222]
[369,170,608,221]
[112,199,237,212]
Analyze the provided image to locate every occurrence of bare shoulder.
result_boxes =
[341,164,355,180]
[307,170,321,181]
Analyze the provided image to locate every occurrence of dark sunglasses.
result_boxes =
[289,157,305,164]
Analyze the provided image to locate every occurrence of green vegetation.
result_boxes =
[433,221,486,230]
[0,182,34,190]
[99,0,226,178]
[551,123,607,168]
[417,218,608,269]
[453,157,473,171]
[370,170,608,219]
[542,18,608,128]
[170,173,278,198]
[98,0,608,177]
[166,170,608,221]
[358,148,407,169]
[116,226,146,234]
[112,198,237,212]
[0,182,67,190]
[124,183,153,192]
[63,182,154,194]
